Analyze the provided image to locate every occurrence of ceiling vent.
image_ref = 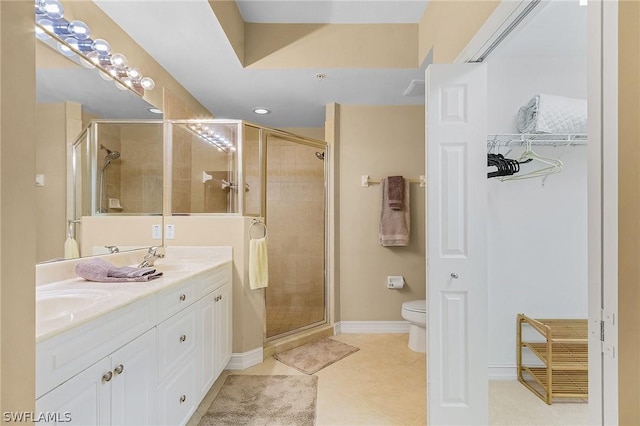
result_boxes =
[403,79,425,97]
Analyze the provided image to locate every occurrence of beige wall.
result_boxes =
[80,216,163,256]
[618,2,640,424]
[0,0,36,418]
[337,105,426,321]
[418,0,500,64]
[36,103,82,262]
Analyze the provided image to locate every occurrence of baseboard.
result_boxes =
[337,321,410,334]
[226,347,263,370]
[489,364,517,380]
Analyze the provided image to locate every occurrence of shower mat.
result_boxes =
[274,337,359,374]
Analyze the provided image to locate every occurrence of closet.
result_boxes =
[485,0,588,416]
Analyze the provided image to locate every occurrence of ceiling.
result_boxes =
[92,0,429,128]
[37,1,587,129]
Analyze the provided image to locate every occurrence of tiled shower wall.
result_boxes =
[265,136,325,338]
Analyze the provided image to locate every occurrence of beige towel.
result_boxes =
[249,237,269,289]
[379,177,410,246]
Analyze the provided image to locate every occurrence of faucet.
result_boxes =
[104,245,120,254]
[138,246,164,268]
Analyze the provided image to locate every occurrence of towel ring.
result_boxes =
[249,219,267,239]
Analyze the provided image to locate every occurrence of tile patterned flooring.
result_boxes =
[189,333,588,426]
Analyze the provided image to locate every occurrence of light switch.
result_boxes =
[35,174,45,187]
[152,224,162,240]
[165,224,175,240]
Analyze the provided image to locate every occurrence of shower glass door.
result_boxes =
[264,132,326,339]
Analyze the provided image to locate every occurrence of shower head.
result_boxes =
[100,144,121,161]
[315,152,325,161]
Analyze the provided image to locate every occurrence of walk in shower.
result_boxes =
[167,120,328,340]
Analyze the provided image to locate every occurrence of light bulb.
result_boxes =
[68,20,90,40]
[85,51,101,65]
[126,67,142,81]
[44,0,64,19]
[140,77,155,90]
[35,0,47,15]
[122,77,133,88]
[56,41,74,57]
[91,39,111,54]
[110,53,128,69]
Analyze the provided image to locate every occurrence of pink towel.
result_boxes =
[387,176,405,210]
[75,258,163,282]
[379,177,410,246]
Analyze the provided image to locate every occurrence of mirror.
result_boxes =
[36,39,163,263]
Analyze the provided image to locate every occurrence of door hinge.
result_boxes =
[600,309,616,358]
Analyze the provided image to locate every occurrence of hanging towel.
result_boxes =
[387,176,405,210]
[64,236,80,259]
[379,177,410,247]
[249,237,269,289]
[75,258,163,282]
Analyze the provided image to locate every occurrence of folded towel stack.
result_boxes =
[516,94,587,134]
[75,258,163,282]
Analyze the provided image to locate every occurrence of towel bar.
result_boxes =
[361,175,425,188]
[249,219,267,239]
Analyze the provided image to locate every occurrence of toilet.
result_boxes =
[401,299,427,353]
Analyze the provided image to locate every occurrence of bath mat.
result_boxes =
[274,338,359,374]
[199,375,317,426]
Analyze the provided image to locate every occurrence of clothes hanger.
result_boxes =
[499,139,563,181]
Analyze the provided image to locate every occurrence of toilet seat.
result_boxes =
[402,299,426,313]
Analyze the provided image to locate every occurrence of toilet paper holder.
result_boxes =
[387,276,405,289]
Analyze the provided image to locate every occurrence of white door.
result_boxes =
[426,63,488,426]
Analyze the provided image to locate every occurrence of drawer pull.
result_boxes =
[179,394,187,404]
[114,364,124,375]
[179,294,186,302]
[102,371,113,382]
[180,334,187,343]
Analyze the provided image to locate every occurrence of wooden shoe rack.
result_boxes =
[516,314,588,404]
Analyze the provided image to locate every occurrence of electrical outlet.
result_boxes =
[152,224,162,239]
[165,224,175,240]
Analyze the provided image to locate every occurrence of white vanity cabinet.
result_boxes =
[36,260,233,426]
[36,329,157,426]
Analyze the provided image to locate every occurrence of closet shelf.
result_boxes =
[517,314,588,404]
[487,133,587,150]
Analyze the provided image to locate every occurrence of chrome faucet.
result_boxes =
[104,245,120,254]
[138,246,164,268]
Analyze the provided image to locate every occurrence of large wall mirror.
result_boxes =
[36,36,163,263]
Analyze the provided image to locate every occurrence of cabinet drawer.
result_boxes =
[157,359,196,426]
[157,280,197,322]
[199,263,232,297]
[158,305,197,378]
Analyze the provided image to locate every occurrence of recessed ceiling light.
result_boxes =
[148,108,162,114]
[253,107,271,115]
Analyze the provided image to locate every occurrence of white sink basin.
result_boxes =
[37,289,111,324]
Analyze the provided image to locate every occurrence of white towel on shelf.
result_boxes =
[249,237,269,289]
[516,94,587,134]
[379,177,410,247]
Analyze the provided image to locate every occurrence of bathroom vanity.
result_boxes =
[34,247,232,426]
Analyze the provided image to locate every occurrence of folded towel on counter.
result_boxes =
[379,177,410,247]
[387,176,405,211]
[516,94,587,134]
[249,237,269,289]
[75,258,163,282]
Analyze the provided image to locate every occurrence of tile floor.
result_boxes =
[189,333,589,426]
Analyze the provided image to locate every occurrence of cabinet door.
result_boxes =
[157,358,197,426]
[198,292,216,398]
[110,329,158,426]
[36,358,111,425]
[214,283,232,378]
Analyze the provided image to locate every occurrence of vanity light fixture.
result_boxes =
[252,107,271,115]
[187,124,236,153]
[34,0,155,97]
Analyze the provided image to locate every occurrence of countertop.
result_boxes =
[35,246,232,342]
